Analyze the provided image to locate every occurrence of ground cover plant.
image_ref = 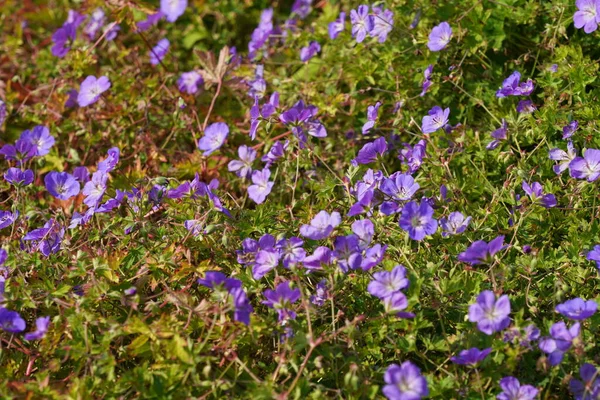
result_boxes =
[1,0,600,398]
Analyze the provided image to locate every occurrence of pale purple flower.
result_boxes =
[136,12,164,32]
[361,243,388,270]
[383,291,414,318]
[398,201,438,241]
[539,321,580,365]
[161,0,187,22]
[382,361,429,400]
[45,171,80,200]
[573,0,600,33]
[517,100,536,114]
[24,316,50,341]
[184,220,203,236]
[458,235,506,265]
[497,377,538,400]
[362,102,381,134]
[252,247,281,279]
[351,5,374,43]
[440,212,471,237]
[351,219,374,250]
[486,119,508,150]
[300,210,341,240]
[262,282,301,322]
[0,210,18,230]
[150,38,169,65]
[310,279,328,306]
[248,168,274,204]
[77,75,111,107]
[303,246,332,270]
[328,12,346,39]
[228,145,256,179]
[104,23,120,41]
[248,8,273,60]
[521,181,557,208]
[549,141,577,175]
[178,71,203,94]
[4,168,34,186]
[556,298,597,320]
[569,363,600,400]
[276,237,306,268]
[563,121,579,139]
[352,137,387,165]
[503,324,540,349]
[427,22,452,51]
[451,347,492,366]
[421,106,450,134]
[468,290,511,335]
[381,172,419,204]
[198,122,228,156]
[84,8,105,40]
[370,7,394,43]
[20,126,54,156]
[300,41,321,62]
[82,171,108,207]
[291,0,313,19]
[570,148,600,181]
[367,265,409,299]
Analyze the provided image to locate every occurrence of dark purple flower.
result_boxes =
[556,298,597,320]
[362,102,381,134]
[333,235,362,272]
[178,71,203,94]
[517,100,536,114]
[458,235,506,265]
[231,287,253,325]
[563,120,579,139]
[370,7,394,43]
[427,22,452,51]
[574,0,600,33]
[382,361,429,400]
[350,5,374,43]
[262,282,301,322]
[65,89,78,108]
[310,279,328,306]
[420,65,433,97]
[549,141,577,174]
[262,140,289,168]
[51,22,78,58]
[497,377,538,400]
[4,168,34,186]
[422,106,449,134]
[78,76,111,107]
[352,137,388,166]
[198,122,228,156]
[539,321,580,365]
[276,237,306,268]
[73,166,90,183]
[20,126,54,156]
[398,201,437,241]
[150,38,170,65]
[569,363,600,400]
[161,0,187,23]
[0,308,26,333]
[468,290,511,335]
[45,171,80,200]
[248,168,274,204]
[570,148,600,181]
[328,12,346,39]
[197,271,241,291]
[24,316,50,341]
[228,145,256,179]
[587,245,600,269]
[300,41,321,62]
[521,181,557,208]
[440,212,471,237]
[0,139,36,164]
[450,347,492,366]
[300,210,341,240]
[486,119,508,150]
[496,71,535,98]
[368,265,409,299]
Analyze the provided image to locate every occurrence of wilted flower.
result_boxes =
[84,8,105,39]
[184,220,203,236]
[516,100,536,114]
[310,279,328,306]
[563,120,579,139]
[556,298,597,320]
[23,219,65,257]
[486,119,508,150]
[420,65,433,97]
[382,361,429,400]
[136,12,164,32]
[427,22,452,51]
[77,76,111,107]
[468,290,511,335]
[0,210,18,230]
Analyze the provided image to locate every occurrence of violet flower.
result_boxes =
[549,141,577,175]
[276,237,306,268]
[310,279,328,306]
[20,126,55,156]
[262,140,289,167]
[427,22,452,51]
[332,235,362,272]
[486,119,508,150]
[569,148,600,181]
[24,316,50,341]
[262,282,301,322]
[328,12,346,39]
[539,321,580,366]
[0,308,26,333]
[150,38,170,65]
[555,298,597,320]
[569,363,600,400]
[367,265,409,299]
[248,168,274,204]
[370,7,394,43]
[468,290,511,335]
[352,137,387,166]
[521,181,557,208]
[300,41,321,62]
[586,245,600,269]
[198,122,228,156]
[77,76,111,107]
[160,0,187,23]
[574,0,600,33]
[450,347,492,366]
[300,210,341,240]
[563,120,579,139]
[362,102,381,134]
[421,106,450,134]
[303,246,332,270]
[440,212,471,237]
[398,201,438,241]
[0,210,18,230]
[45,171,80,200]
[458,235,506,265]
[4,168,34,186]
[420,65,433,97]
[350,5,374,43]
[497,377,538,400]
[382,361,429,400]
[228,145,256,179]
[178,71,203,94]
[496,71,534,98]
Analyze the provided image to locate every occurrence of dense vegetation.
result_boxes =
[1,0,600,398]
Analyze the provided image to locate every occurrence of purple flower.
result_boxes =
[368,265,409,299]
[136,12,164,32]
[184,220,203,236]
[468,290,511,335]
[303,246,332,270]
[276,237,306,268]
[20,126,55,156]
[262,282,301,322]
[398,201,438,241]
[252,247,281,279]
[382,361,429,400]
[82,171,108,207]
[563,120,579,139]
[549,141,577,174]
[352,137,387,166]
[458,235,506,265]
[0,210,18,230]
[521,181,557,208]
[556,298,597,320]
[24,316,51,341]
[0,139,36,164]
[362,102,382,134]
[262,140,289,167]
[77,76,111,107]
[45,171,80,200]
[399,140,427,173]
[197,271,241,291]
[150,38,170,65]
[503,324,540,348]
[361,243,387,271]
[228,145,256,179]
[450,347,492,366]
[370,7,394,43]
[300,41,321,62]
[300,210,341,240]
[421,106,450,134]
[231,287,253,325]
[198,122,228,156]
[350,5,374,43]
[381,172,419,208]
[486,119,508,150]
[0,100,6,126]
[569,148,600,181]
[160,0,187,22]
[427,22,452,51]
[0,308,26,333]
[248,8,273,60]
[97,145,120,172]
[587,245,600,269]
[352,219,374,250]
[516,100,536,114]
[440,212,471,237]
[383,291,414,318]
[328,12,346,39]
[104,23,120,41]
[65,89,78,108]
[420,65,433,97]
[497,377,538,400]
[496,71,535,98]
[248,168,274,204]
[4,168,34,186]
[84,8,105,40]
[569,363,600,400]
[333,235,362,272]
[310,279,328,306]
[574,0,600,34]
[178,71,203,94]
[73,166,90,183]
[539,321,580,365]
[51,22,78,58]
[23,218,64,257]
